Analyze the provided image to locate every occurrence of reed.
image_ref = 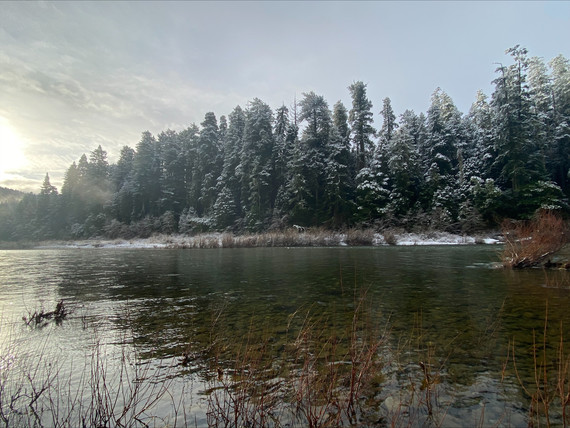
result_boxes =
[506,303,570,427]
[202,289,386,427]
[0,323,176,428]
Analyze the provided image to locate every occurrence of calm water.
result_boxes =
[1,246,570,426]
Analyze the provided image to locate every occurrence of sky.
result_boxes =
[1,1,569,193]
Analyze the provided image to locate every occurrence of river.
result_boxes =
[1,246,569,426]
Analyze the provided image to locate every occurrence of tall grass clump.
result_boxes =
[505,304,570,427]
[345,228,375,246]
[204,289,386,427]
[501,211,569,268]
[0,321,177,428]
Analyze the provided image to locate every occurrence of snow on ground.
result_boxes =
[34,232,502,249]
[394,232,500,246]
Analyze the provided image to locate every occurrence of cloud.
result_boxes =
[1,1,569,193]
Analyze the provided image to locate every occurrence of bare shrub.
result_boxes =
[501,211,569,268]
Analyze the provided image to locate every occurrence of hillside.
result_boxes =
[0,186,26,204]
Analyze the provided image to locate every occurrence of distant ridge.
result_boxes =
[0,186,26,204]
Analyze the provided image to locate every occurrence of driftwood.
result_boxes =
[23,300,68,326]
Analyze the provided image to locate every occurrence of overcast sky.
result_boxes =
[1,1,569,192]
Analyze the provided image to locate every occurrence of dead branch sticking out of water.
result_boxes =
[22,300,69,327]
[501,211,569,269]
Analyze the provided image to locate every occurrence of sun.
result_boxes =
[0,117,28,183]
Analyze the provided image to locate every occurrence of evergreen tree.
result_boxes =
[491,46,544,192]
[423,88,464,220]
[179,124,200,210]
[348,81,376,170]
[239,99,274,230]
[158,129,186,217]
[133,131,161,218]
[37,173,59,238]
[111,146,136,224]
[214,106,245,229]
[40,172,58,196]
[87,145,110,187]
[386,123,420,219]
[379,97,398,144]
[549,54,570,195]
[324,101,355,226]
[290,92,333,225]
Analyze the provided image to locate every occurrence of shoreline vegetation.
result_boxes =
[23,228,502,250]
[3,293,570,427]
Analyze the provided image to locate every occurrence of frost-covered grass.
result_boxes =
[33,228,502,250]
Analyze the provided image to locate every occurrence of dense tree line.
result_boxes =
[1,47,569,241]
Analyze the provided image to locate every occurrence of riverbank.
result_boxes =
[29,229,502,250]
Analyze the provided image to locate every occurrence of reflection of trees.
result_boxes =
[48,246,570,424]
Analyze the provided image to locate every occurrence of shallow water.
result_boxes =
[1,246,569,426]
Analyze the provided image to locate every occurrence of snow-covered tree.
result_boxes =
[348,81,376,170]
[239,99,274,230]
[133,131,161,218]
[549,54,570,194]
[323,101,355,226]
[194,112,221,217]
[214,106,245,229]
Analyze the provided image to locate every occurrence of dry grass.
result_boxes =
[345,228,375,246]
[505,304,570,427]
[501,211,569,268]
[0,326,176,428]
[204,290,386,427]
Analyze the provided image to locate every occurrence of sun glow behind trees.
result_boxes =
[0,47,569,241]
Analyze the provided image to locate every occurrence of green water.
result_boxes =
[1,246,569,426]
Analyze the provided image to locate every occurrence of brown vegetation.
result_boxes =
[501,211,569,268]
[505,305,570,427]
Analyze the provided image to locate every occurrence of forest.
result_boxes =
[0,46,569,241]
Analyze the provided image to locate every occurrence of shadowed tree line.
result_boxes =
[0,47,569,241]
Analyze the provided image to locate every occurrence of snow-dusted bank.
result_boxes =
[34,231,502,249]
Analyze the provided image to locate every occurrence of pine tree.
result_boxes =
[239,99,274,230]
[214,106,245,229]
[110,146,136,224]
[492,46,543,192]
[292,92,334,225]
[133,131,161,218]
[324,101,355,226]
[194,112,221,217]
[158,129,186,216]
[379,97,398,144]
[549,54,570,195]
[37,173,60,238]
[348,81,376,170]
[179,124,200,211]
[423,88,464,220]
[386,124,420,218]
[40,172,58,196]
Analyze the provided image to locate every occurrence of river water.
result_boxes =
[1,246,570,426]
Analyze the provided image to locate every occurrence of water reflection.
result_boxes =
[1,247,570,425]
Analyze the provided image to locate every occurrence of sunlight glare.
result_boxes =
[0,117,28,183]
